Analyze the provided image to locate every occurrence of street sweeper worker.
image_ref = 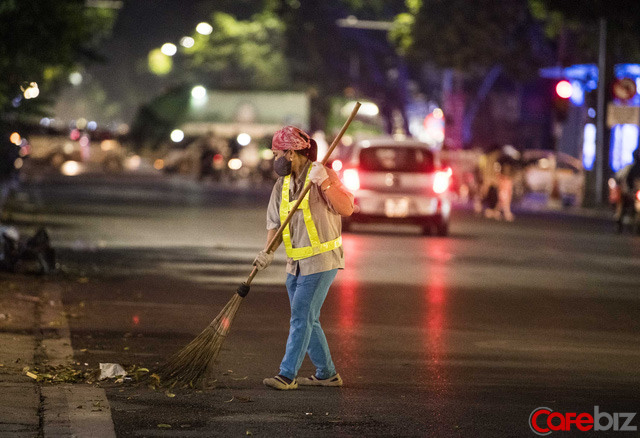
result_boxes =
[253,125,354,390]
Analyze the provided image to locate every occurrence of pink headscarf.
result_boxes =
[271,126,311,151]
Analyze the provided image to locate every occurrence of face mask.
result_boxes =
[274,154,292,176]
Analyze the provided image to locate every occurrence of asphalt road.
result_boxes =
[7,172,640,437]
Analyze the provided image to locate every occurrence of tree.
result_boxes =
[532,0,640,64]
[0,0,117,122]
[181,11,289,90]
[391,0,552,78]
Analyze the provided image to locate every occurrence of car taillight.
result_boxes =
[636,190,640,202]
[343,168,360,191]
[433,169,451,194]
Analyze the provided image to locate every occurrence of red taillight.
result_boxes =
[636,190,640,202]
[343,168,360,191]
[433,170,450,194]
[332,159,343,171]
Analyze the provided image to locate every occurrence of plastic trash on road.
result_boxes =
[99,363,127,380]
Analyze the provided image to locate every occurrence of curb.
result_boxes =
[0,277,116,437]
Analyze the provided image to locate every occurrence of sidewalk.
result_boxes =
[0,274,116,437]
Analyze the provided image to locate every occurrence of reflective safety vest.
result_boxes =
[280,167,342,260]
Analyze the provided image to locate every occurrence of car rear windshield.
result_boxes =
[358,146,434,173]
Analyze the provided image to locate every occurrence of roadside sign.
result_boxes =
[612,78,637,101]
[606,103,640,128]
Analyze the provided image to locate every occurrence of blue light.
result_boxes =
[587,108,596,118]
[582,123,596,170]
[610,124,640,172]
[570,80,584,105]
[615,63,640,78]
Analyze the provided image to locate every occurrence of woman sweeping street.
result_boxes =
[253,126,354,390]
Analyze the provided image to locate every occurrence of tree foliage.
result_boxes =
[391,0,553,79]
[0,0,117,119]
[183,11,289,89]
[533,0,640,63]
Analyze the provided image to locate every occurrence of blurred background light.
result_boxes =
[555,80,573,99]
[148,48,172,75]
[10,132,21,145]
[236,133,251,146]
[23,82,40,99]
[61,161,81,176]
[260,149,274,160]
[228,158,242,170]
[570,80,584,105]
[191,85,206,99]
[69,72,83,86]
[196,22,213,35]
[161,43,177,56]
[170,129,184,142]
[180,36,194,48]
[582,123,596,170]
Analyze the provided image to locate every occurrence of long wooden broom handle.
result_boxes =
[244,102,361,286]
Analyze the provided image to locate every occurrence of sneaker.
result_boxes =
[298,373,343,387]
[263,375,298,390]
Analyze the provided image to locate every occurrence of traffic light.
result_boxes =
[553,80,572,122]
[555,80,573,99]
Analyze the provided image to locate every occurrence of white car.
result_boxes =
[338,138,452,235]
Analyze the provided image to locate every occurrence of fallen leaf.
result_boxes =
[157,424,171,428]
[231,376,248,381]
[26,371,38,380]
[165,392,176,398]
[246,431,252,436]
[234,396,253,403]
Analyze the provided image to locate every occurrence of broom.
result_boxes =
[158,102,362,386]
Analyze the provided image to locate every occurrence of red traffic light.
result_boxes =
[555,80,573,99]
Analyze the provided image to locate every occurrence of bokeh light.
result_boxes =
[170,129,184,142]
[196,22,213,35]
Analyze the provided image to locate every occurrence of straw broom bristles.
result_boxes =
[158,292,244,385]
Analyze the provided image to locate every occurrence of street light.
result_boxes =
[161,43,177,56]
[180,37,195,48]
[196,22,213,35]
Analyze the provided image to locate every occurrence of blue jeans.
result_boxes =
[279,269,338,380]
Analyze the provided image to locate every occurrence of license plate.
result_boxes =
[385,198,409,218]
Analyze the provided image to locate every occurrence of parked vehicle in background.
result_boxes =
[338,137,452,235]
[521,150,585,207]
[27,128,126,173]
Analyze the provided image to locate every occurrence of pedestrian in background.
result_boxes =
[253,126,354,390]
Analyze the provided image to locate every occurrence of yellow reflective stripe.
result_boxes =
[279,166,342,260]
[287,236,343,260]
[280,173,293,256]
